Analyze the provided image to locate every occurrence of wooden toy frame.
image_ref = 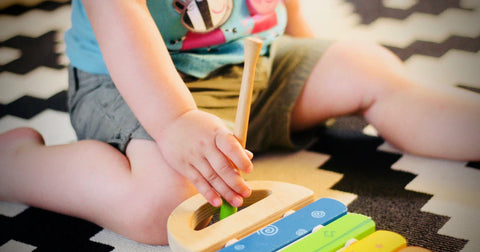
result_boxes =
[167,180,314,252]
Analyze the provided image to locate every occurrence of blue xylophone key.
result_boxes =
[219,198,348,252]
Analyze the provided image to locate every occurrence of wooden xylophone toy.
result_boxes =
[167,180,433,252]
[167,37,432,252]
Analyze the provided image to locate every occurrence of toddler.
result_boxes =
[0,0,479,245]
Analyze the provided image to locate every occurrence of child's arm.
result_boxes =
[82,0,252,207]
[283,0,315,38]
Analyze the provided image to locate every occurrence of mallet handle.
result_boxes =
[234,37,263,147]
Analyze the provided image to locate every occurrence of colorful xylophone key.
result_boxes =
[338,230,432,252]
[339,230,407,252]
[281,213,375,252]
[220,198,348,252]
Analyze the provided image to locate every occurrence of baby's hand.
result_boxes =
[157,110,253,208]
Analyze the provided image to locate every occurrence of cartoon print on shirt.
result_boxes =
[173,0,233,33]
[171,0,280,51]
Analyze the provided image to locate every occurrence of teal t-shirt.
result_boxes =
[65,0,287,78]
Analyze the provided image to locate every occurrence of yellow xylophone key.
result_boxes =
[340,230,407,252]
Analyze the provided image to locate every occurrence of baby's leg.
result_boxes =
[291,40,480,161]
[0,127,196,244]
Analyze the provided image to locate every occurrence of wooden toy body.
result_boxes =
[167,180,315,252]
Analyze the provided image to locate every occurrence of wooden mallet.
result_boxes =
[219,36,263,220]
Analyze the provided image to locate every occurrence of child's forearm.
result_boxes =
[83,0,197,139]
[283,0,315,38]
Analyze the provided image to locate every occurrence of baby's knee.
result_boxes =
[123,205,169,245]
[116,183,196,245]
[325,40,402,67]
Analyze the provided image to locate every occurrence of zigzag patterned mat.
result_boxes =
[1,0,479,251]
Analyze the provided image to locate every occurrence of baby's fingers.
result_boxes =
[184,165,223,207]
[192,155,246,207]
[206,151,251,200]
[215,131,253,174]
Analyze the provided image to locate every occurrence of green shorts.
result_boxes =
[67,36,331,153]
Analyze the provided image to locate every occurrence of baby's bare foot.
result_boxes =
[0,127,45,155]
